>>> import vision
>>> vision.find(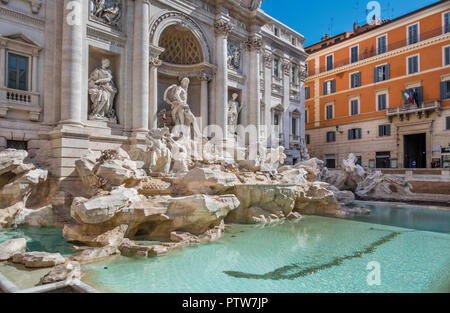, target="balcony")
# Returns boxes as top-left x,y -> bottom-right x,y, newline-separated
0,87 -> 41,121
316,27 -> 447,74
387,100 -> 440,122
